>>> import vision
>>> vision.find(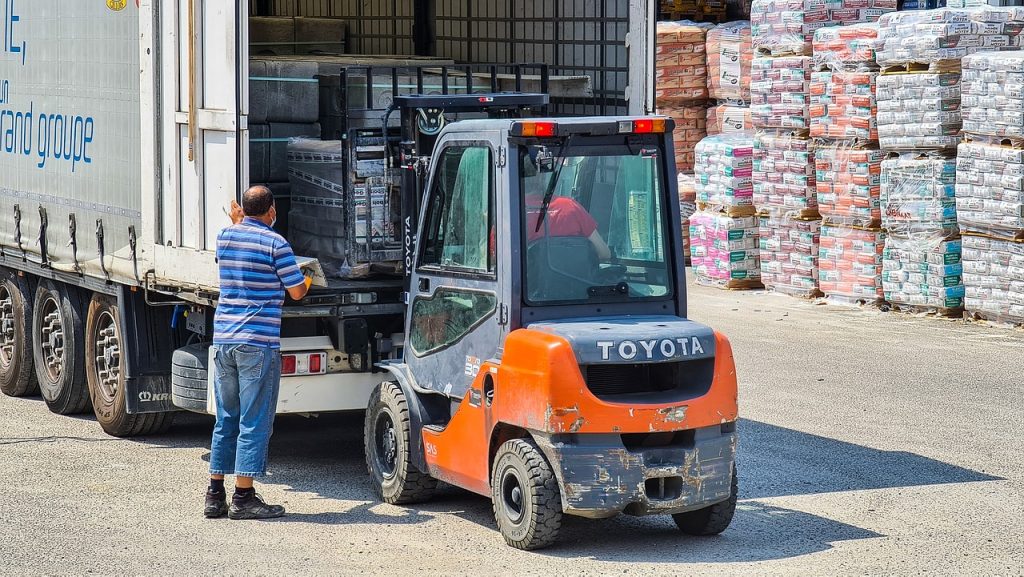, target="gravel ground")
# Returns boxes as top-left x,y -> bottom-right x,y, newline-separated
1,281 -> 1021,576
